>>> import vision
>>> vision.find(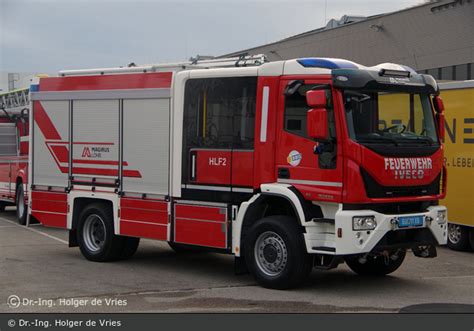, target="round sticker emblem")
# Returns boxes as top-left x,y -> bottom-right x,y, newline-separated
287,150 -> 302,167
